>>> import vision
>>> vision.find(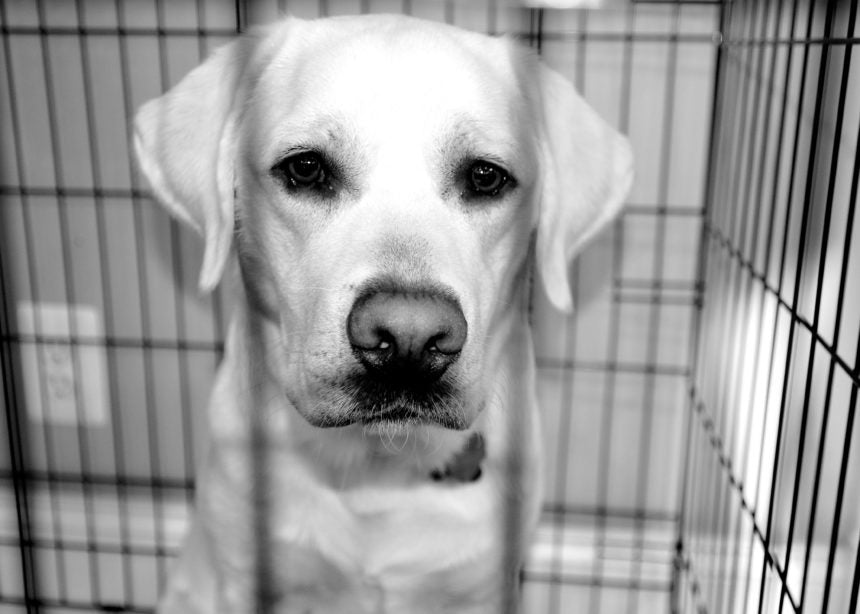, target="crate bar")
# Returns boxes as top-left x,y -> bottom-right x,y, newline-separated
714,0 -> 808,610
723,1 -> 789,611
626,3 -> 682,613
673,0 -> 729,603
756,1 -> 836,612
157,0 -> 201,562
0,193 -> 38,611
720,2 -> 771,610
1,0 -> 82,604
703,1 -> 756,609
737,0 -> 806,608
591,4 -> 637,602
114,0 -> 168,602
34,0 -> 112,601
711,1 -> 770,609
72,0 -> 138,607
546,7 -> 584,613
778,1 -> 855,612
